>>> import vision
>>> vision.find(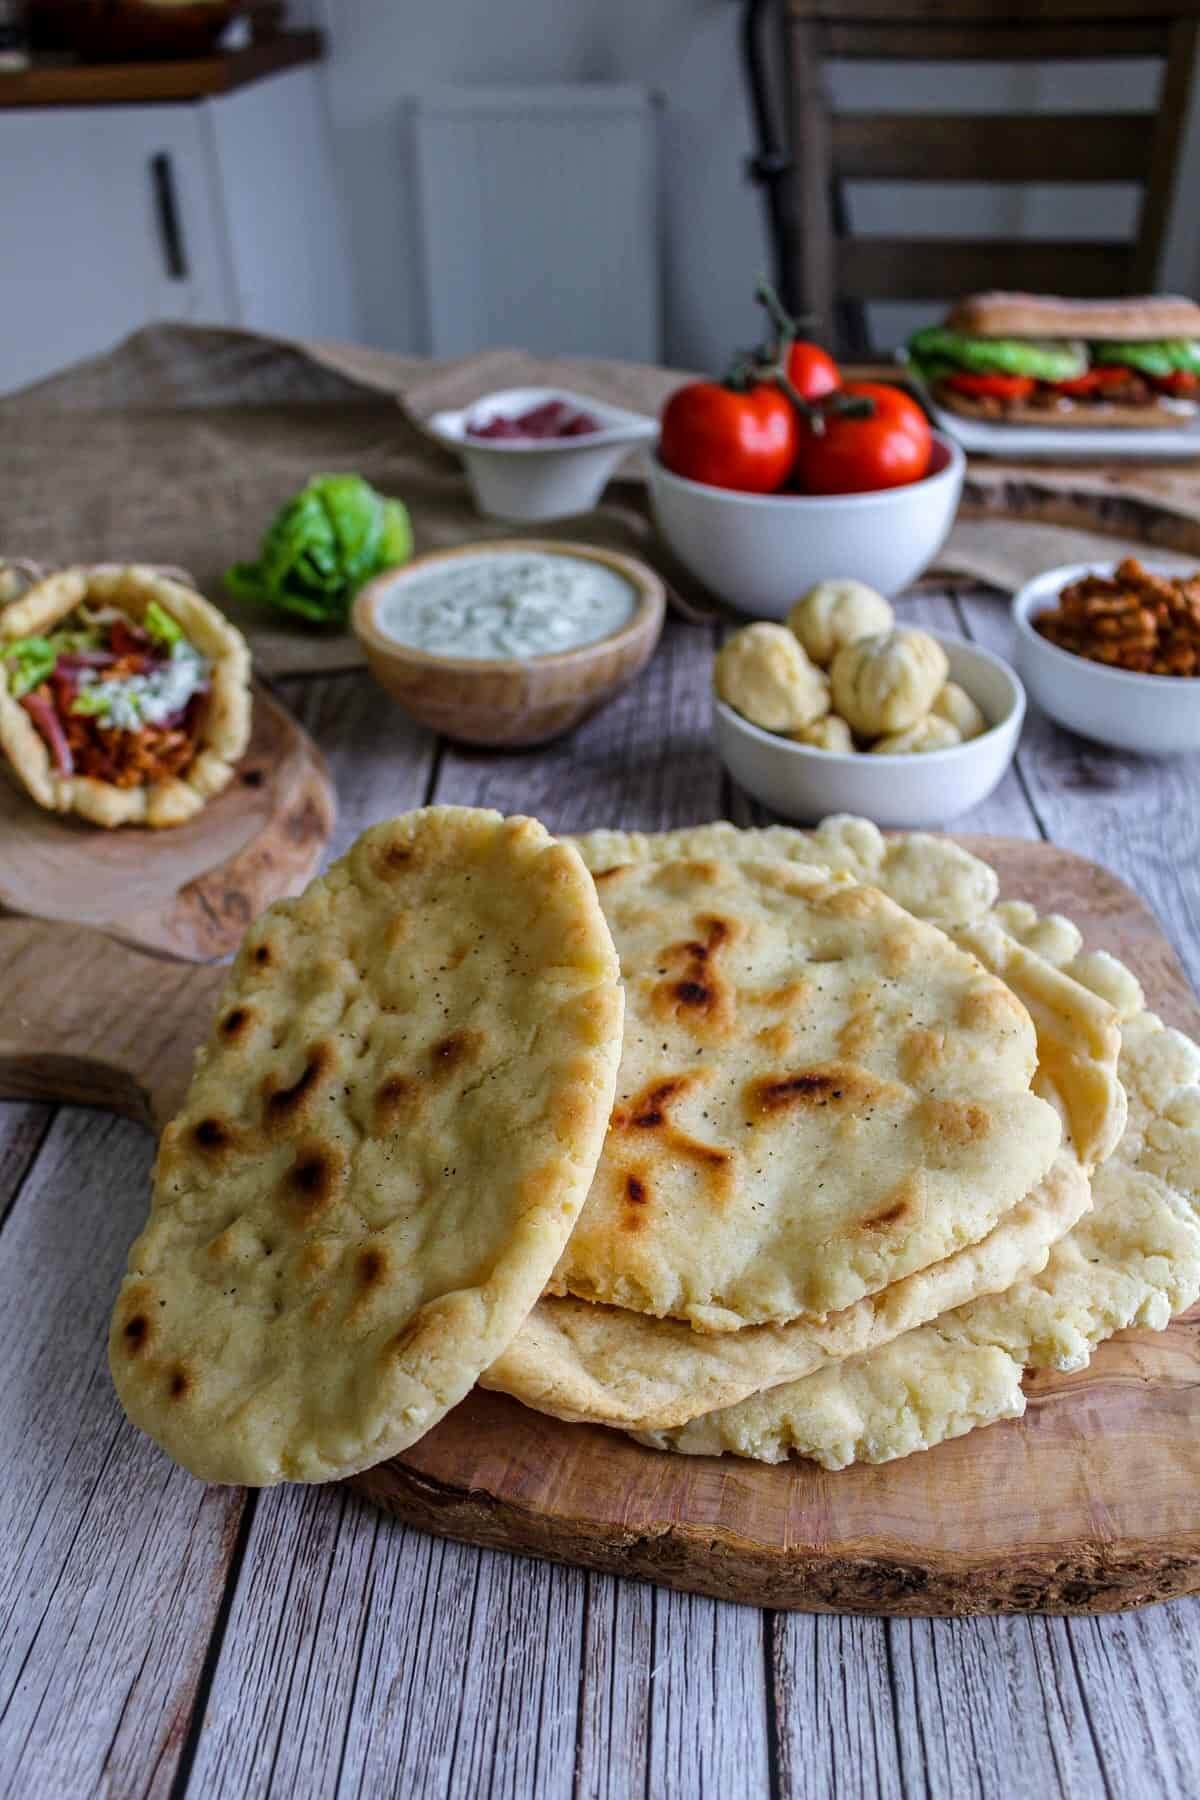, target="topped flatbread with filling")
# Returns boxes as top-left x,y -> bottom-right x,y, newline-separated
0,564 -> 251,828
